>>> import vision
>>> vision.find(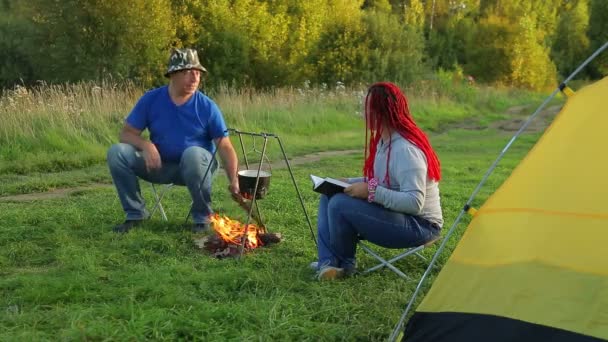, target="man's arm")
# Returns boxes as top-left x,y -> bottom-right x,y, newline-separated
119,123 -> 161,170
214,136 -> 240,197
